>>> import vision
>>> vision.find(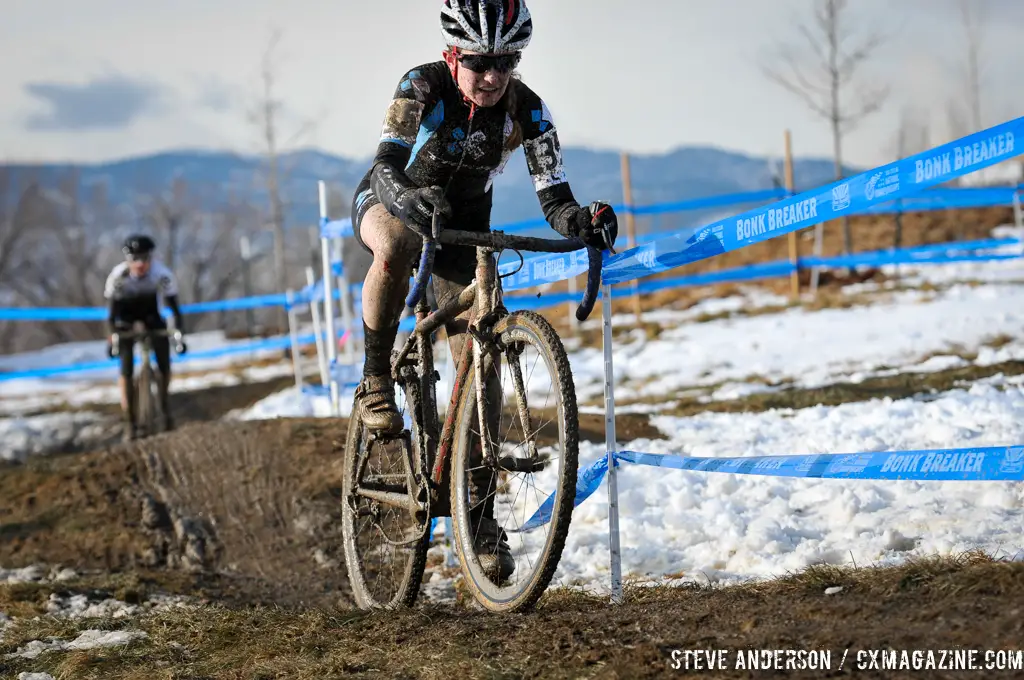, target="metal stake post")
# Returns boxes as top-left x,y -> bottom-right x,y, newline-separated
602,284 -> 623,604
286,290 -> 303,391
334,239 -> 356,366
318,181 -> 340,416
1014,189 -> 1023,230
306,266 -> 329,389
